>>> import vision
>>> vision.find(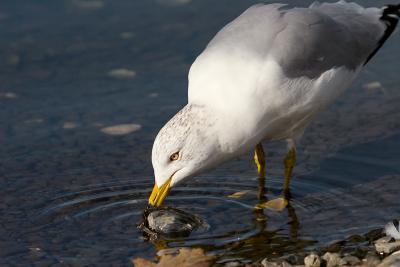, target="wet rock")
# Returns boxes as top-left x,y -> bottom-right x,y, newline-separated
133,248 -> 215,267
325,241 -> 344,253
352,246 -> 370,259
362,252 -> 381,267
341,255 -> 360,266
375,236 -> 400,254
224,261 -> 243,267
304,253 -> 320,267
281,254 -> 302,265
261,258 -> 281,267
138,206 -> 207,239
378,251 -> 400,267
147,209 -> 200,235
322,252 -> 344,267
281,261 -> 293,267
347,234 -> 366,243
365,229 -> 384,242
